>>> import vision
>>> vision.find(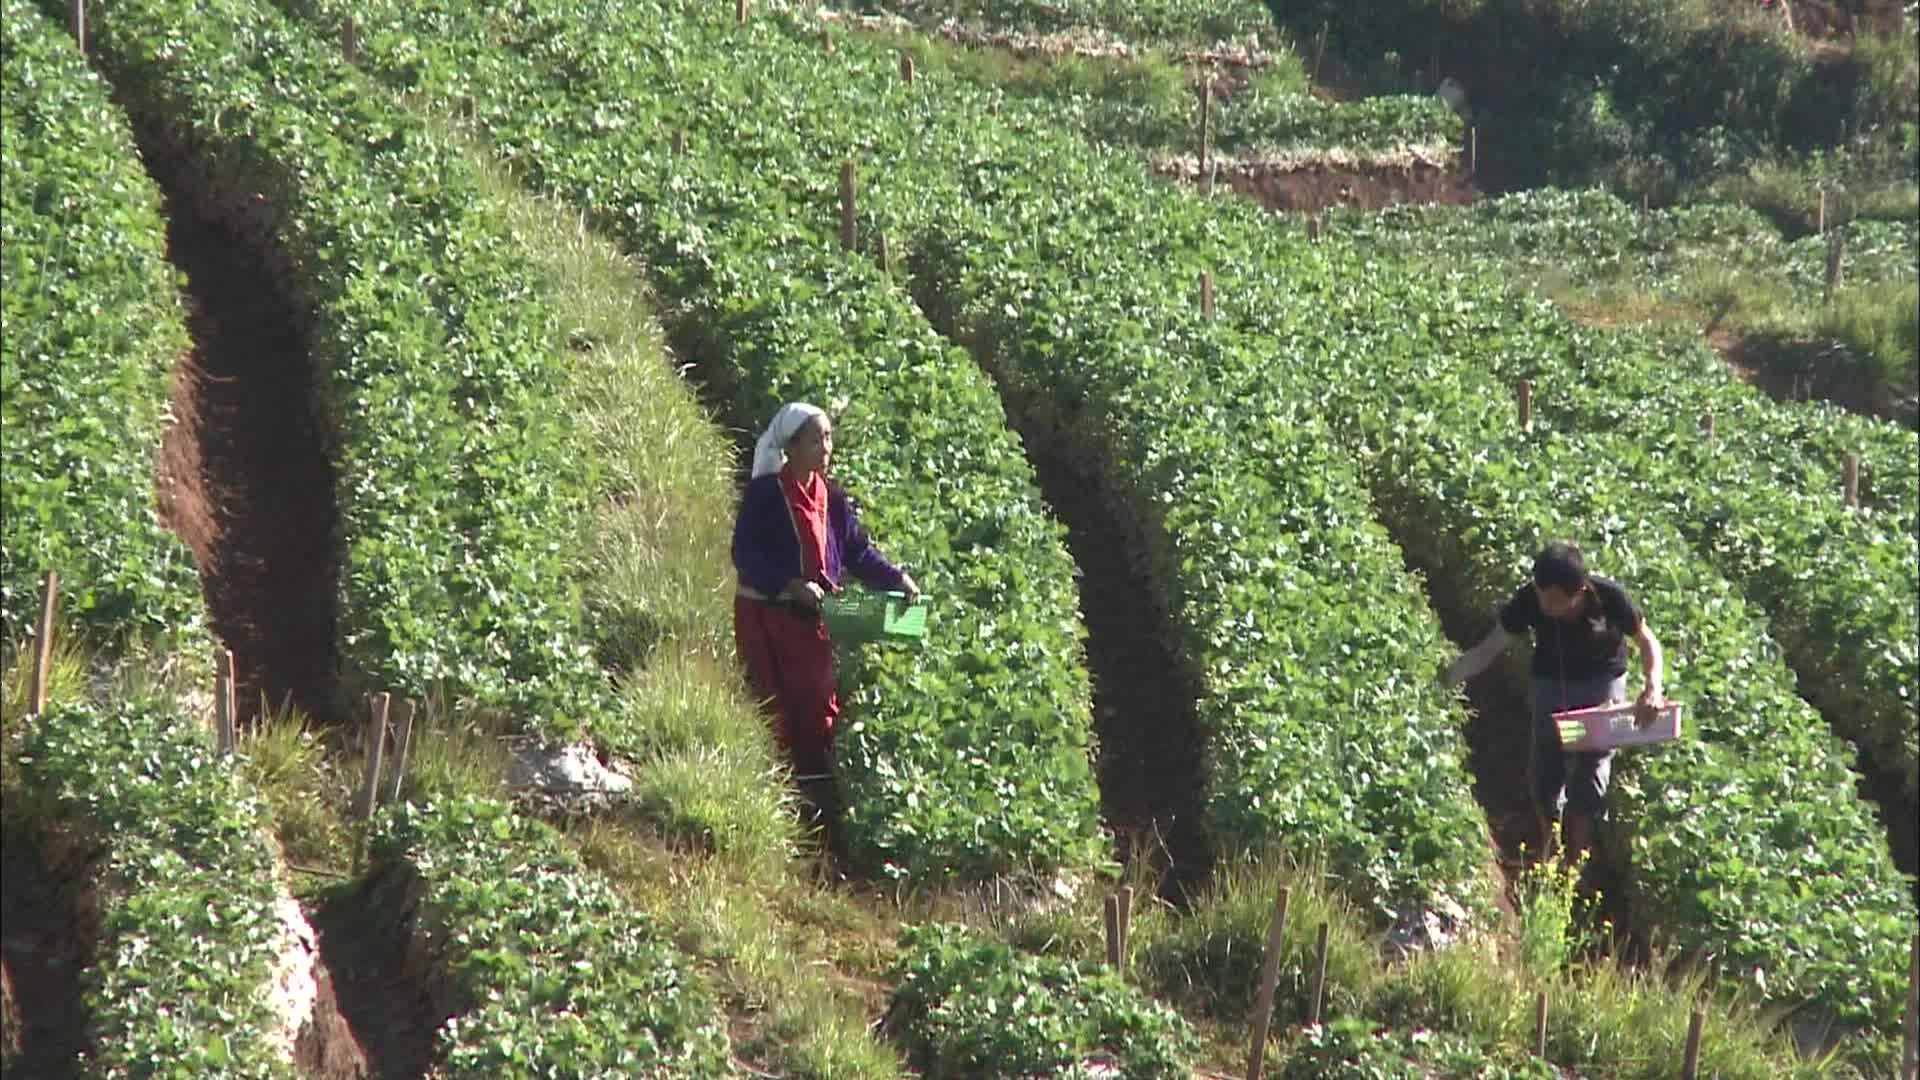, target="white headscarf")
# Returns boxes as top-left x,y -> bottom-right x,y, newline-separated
751,401 -> 828,479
